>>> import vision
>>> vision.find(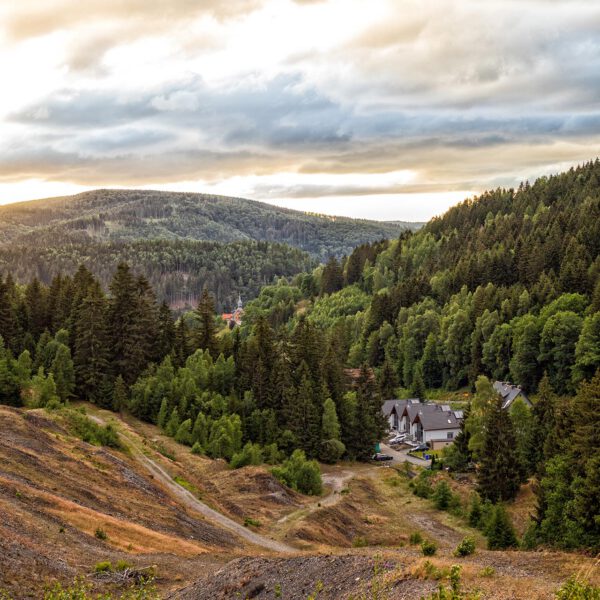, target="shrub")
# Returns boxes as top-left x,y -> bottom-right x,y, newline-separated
412,470 -> 434,499
230,442 -> 263,469
115,559 -> 131,571
94,561 -> 112,573
555,578 -> 600,599
486,504 -> 518,550
190,441 -> 203,455
244,517 -> 261,528
421,539 -> 437,556
94,527 -> 108,541
453,537 -> 476,557
479,566 -> 495,578
352,536 -> 368,548
409,532 -> 423,545
422,565 -> 481,599
272,449 -> 322,495
63,410 -> 122,449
